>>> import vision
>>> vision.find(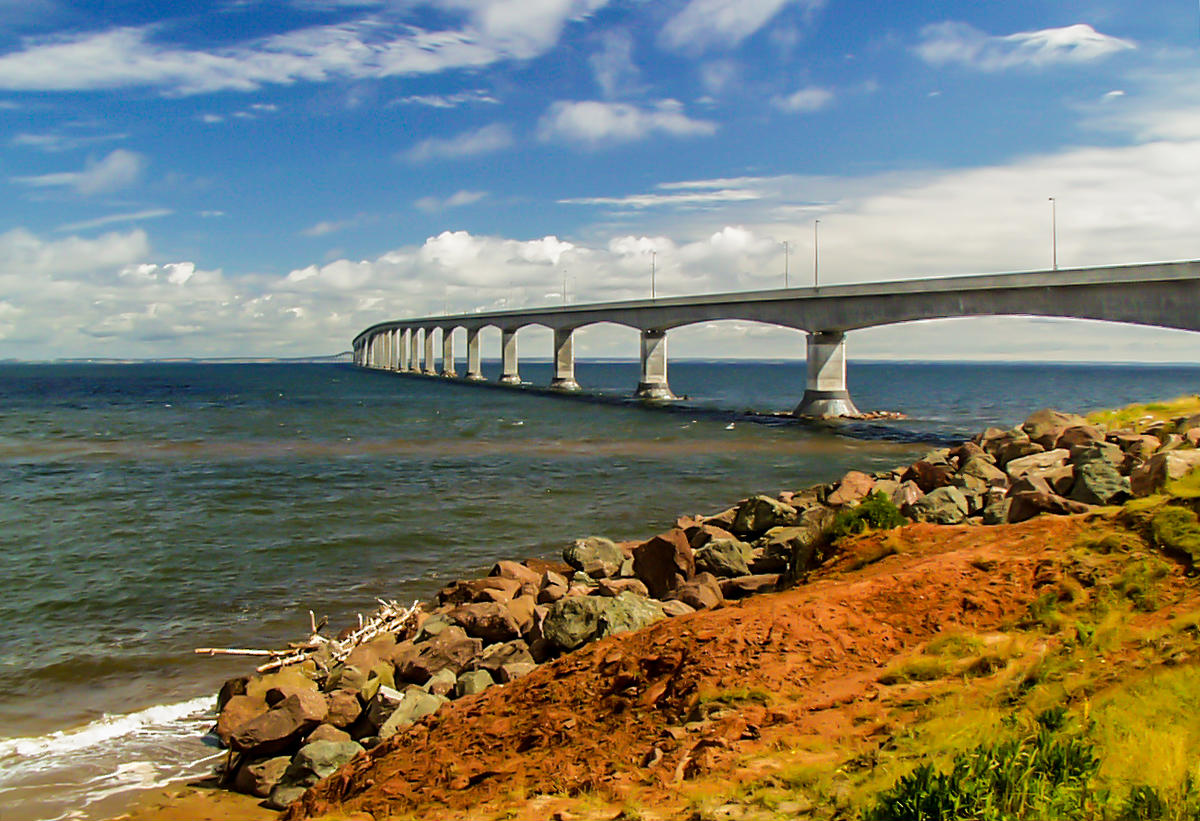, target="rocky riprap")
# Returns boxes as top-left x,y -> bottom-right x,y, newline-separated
206,405 -> 1200,810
